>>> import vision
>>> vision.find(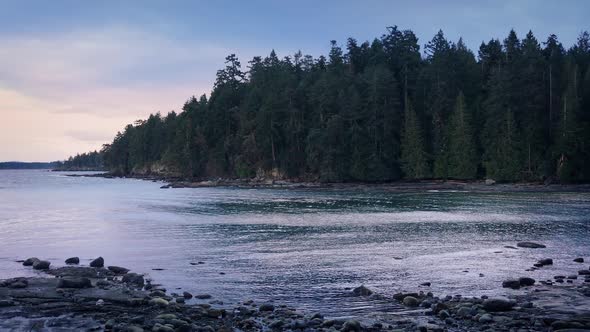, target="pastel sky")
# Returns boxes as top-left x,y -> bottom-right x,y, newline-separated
1,1 -> 588,161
